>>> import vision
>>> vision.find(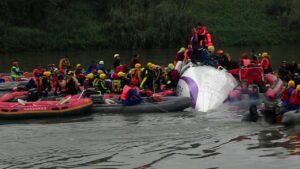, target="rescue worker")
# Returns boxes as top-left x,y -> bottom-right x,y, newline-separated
121,79 -> 142,106
130,63 -> 142,85
190,23 -> 214,65
75,64 -> 85,86
289,84 -> 300,110
26,69 -> 41,90
174,47 -> 185,66
278,61 -> 292,82
96,60 -> 106,74
118,71 -> 129,89
40,71 -> 52,96
261,52 -> 272,74
65,71 -> 80,94
113,53 -> 121,69
11,61 -> 23,81
86,61 -> 97,74
94,74 -> 110,94
140,63 -> 155,91
54,74 -> 66,95
83,73 -> 94,89
281,80 -> 296,110
167,63 -> 180,88
110,72 -> 126,94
